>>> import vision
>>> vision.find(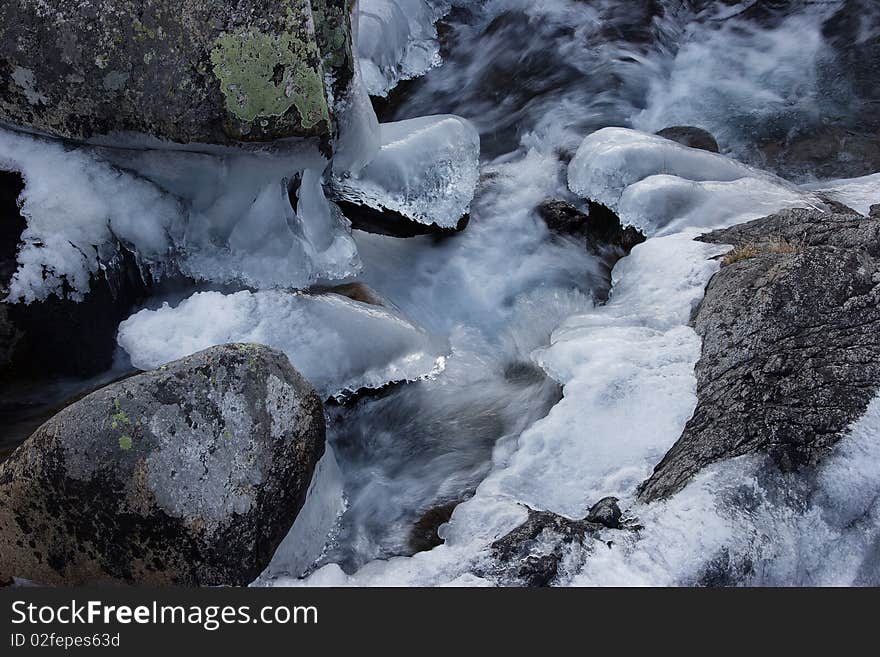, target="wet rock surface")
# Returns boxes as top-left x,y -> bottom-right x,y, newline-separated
640,207 -> 880,501
656,126 -> 720,152
485,499 -> 627,586
538,200 -> 646,255
538,199 -> 646,299
0,343 -> 325,585
0,0 -> 353,146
